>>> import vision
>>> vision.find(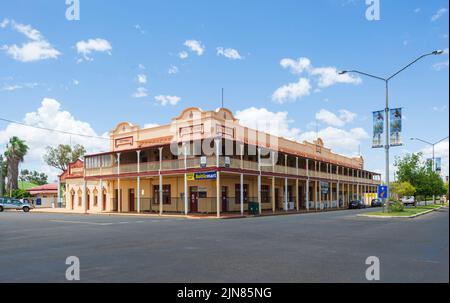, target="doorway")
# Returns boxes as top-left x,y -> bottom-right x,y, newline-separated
102,190 -> 107,211
189,186 -> 198,212
221,186 -> 228,212
128,189 -> 135,212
